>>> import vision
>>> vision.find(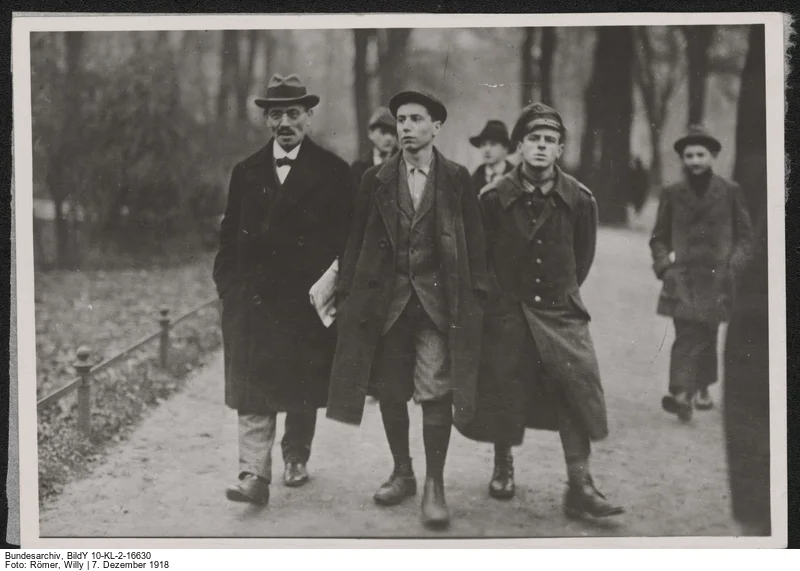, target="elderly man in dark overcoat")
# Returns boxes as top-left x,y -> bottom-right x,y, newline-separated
650,125 -> 753,421
351,107 -> 399,189
468,119 -> 515,195
457,103 -> 623,519
213,74 -> 353,506
326,90 -> 490,528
